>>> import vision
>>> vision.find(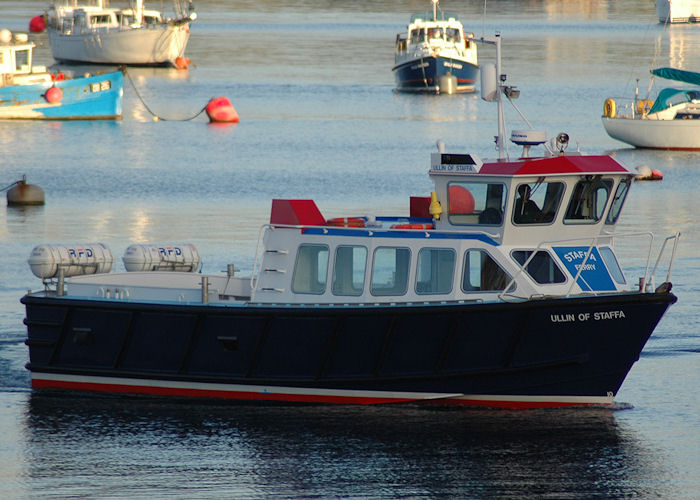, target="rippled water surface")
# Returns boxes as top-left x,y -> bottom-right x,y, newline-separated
1,1 -> 699,498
